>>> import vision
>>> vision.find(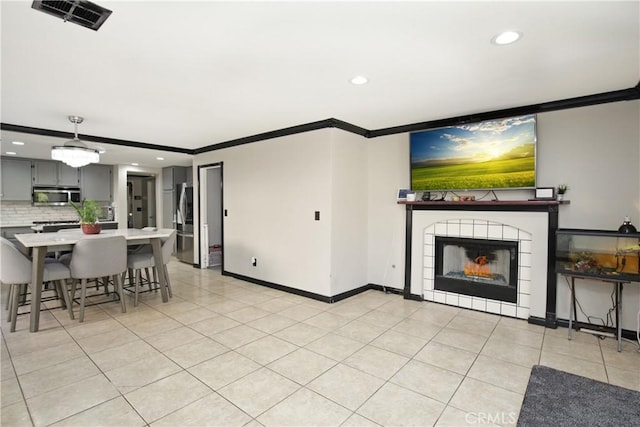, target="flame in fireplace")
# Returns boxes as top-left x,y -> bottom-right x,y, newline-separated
464,255 -> 494,278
